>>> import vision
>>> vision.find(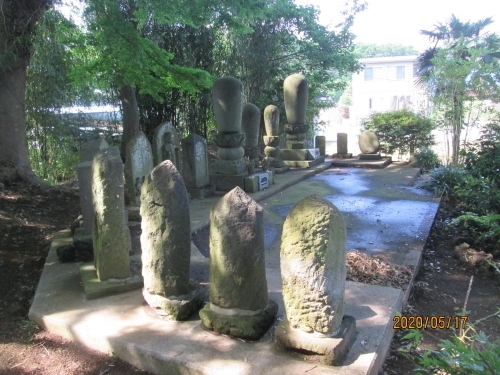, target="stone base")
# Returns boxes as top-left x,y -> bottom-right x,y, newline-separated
209,158 -> 247,175
359,153 -> 381,160
273,165 -> 291,174
275,315 -> 357,366
79,263 -> 143,300
332,153 -> 353,159
199,301 -> 278,341
187,184 -> 216,199
209,173 -> 248,192
280,148 -> 320,161
142,283 -> 205,321
282,156 -> 326,168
